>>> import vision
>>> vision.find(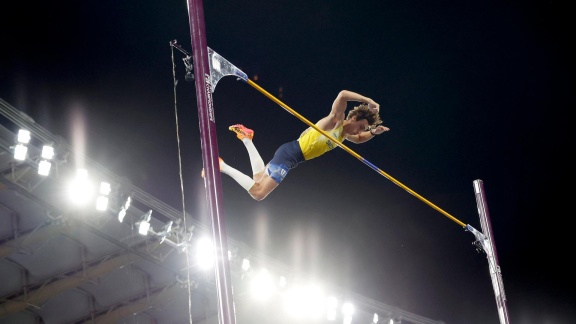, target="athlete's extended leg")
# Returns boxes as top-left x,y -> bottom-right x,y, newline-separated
201,157 -> 255,192
219,159 -> 276,201
229,124 -> 266,179
219,159 -> 256,191
220,125 -> 288,200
